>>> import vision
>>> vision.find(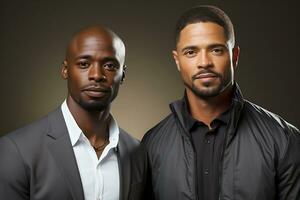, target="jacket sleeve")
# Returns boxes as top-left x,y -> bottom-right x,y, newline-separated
0,136 -> 30,200
277,125 -> 300,199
